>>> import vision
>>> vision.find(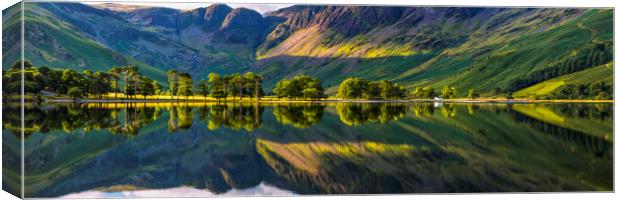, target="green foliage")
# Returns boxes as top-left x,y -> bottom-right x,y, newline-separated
196,80 -> 210,98
337,78 -> 407,100
2,61 -> 45,94
208,73 -> 227,100
206,72 -> 265,100
411,87 -> 436,99
336,103 -> 407,126
167,70 -> 178,99
441,86 -> 457,99
548,82 -> 612,100
507,41 -> 612,92
337,78 -> 368,99
176,72 -> 194,98
273,104 -> 325,128
467,89 -> 479,99
514,64 -> 613,98
273,75 -> 325,100
89,72 -> 113,98
153,80 -> 163,95
66,86 -> 83,99
138,76 -> 155,98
